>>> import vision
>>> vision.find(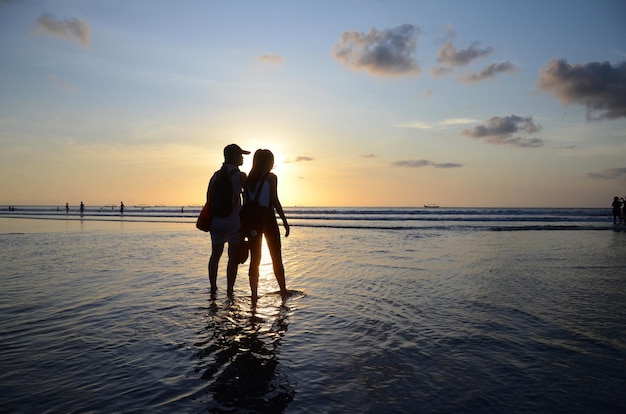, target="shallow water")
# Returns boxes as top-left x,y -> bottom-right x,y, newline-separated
1,216 -> 625,413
